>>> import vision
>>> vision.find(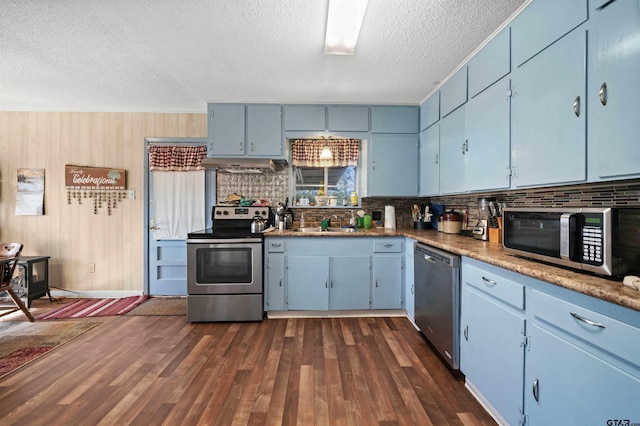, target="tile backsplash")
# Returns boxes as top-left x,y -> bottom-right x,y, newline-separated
218,171 -> 640,229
